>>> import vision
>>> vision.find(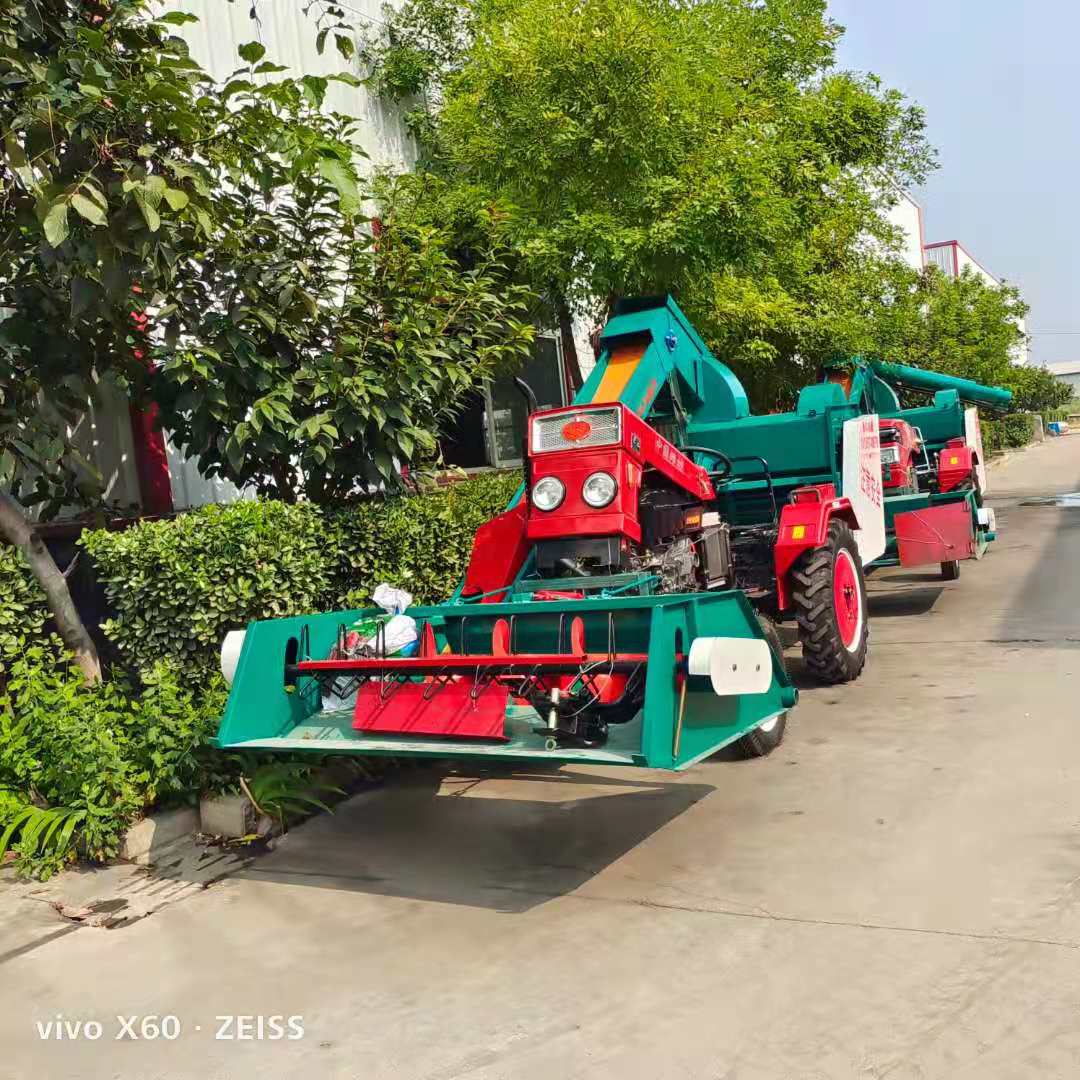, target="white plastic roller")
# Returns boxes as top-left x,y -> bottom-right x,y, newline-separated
220,629 -> 247,687
687,636 -> 773,696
